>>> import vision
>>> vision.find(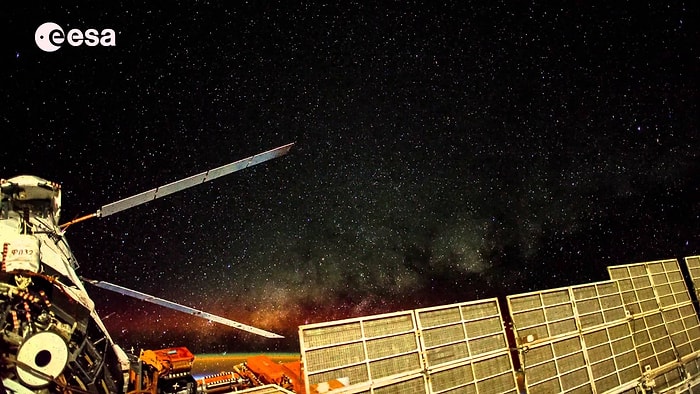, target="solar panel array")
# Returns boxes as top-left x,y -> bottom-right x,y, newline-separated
297,256 -> 700,393
298,310 -> 426,393
416,299 -> 517,393
609,259 -> 700,392
684,256 -> 700,305
298,298 -> 518,393
681,256 -> 700,388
